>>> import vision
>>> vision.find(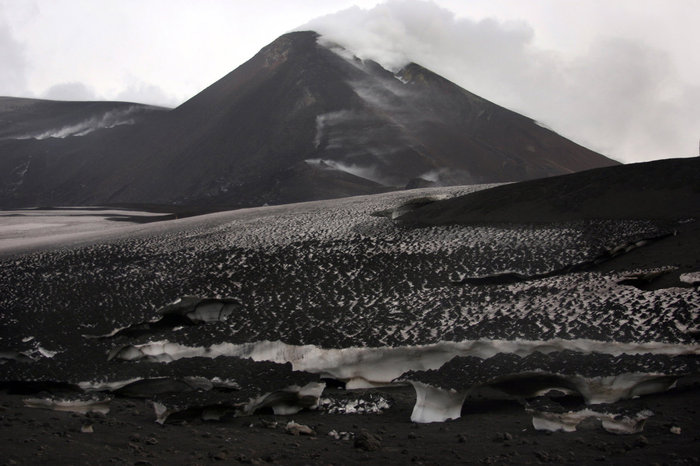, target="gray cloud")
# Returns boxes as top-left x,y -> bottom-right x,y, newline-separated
39,80 -> 176,108
302,0 -> 700,162
42,82 -> 97,101
115,81 -> 178,108
0,17 -> 27,96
